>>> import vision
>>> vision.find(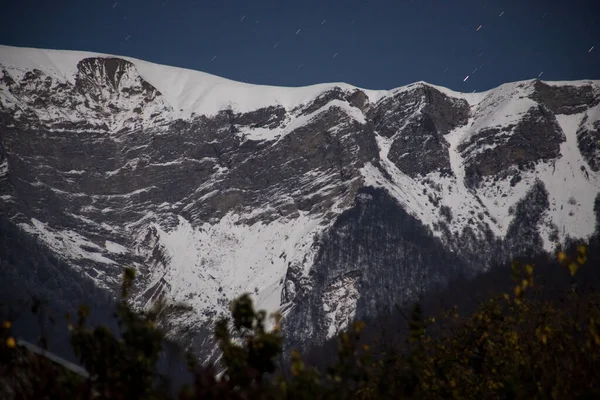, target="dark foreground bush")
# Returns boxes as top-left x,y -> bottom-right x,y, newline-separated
1,245 -> 599,399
